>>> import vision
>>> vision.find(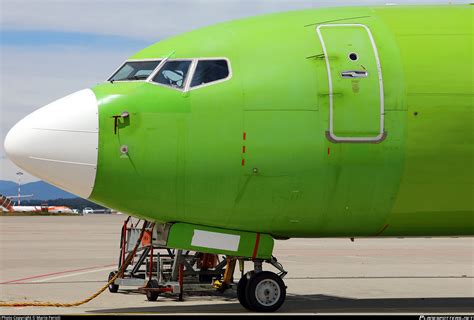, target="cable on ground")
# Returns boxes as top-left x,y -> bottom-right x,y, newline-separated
0,221 -> 149,307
